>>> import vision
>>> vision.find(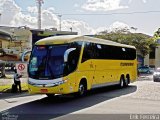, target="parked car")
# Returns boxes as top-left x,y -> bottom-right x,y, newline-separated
138,66 -> 154,74
153,68 -> 160,82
